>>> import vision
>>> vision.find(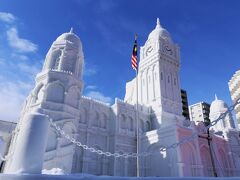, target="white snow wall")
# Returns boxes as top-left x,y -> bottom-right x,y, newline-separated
4,112 -> 49,174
